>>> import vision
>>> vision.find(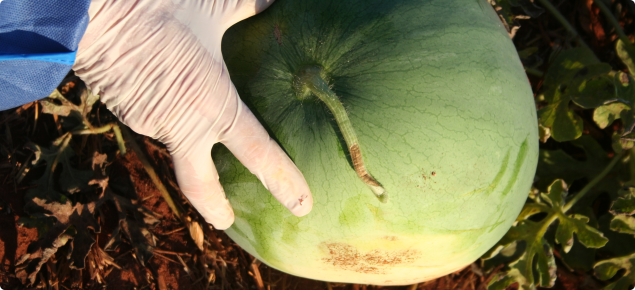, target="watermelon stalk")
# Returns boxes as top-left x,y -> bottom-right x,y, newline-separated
296,65 -> 386,201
